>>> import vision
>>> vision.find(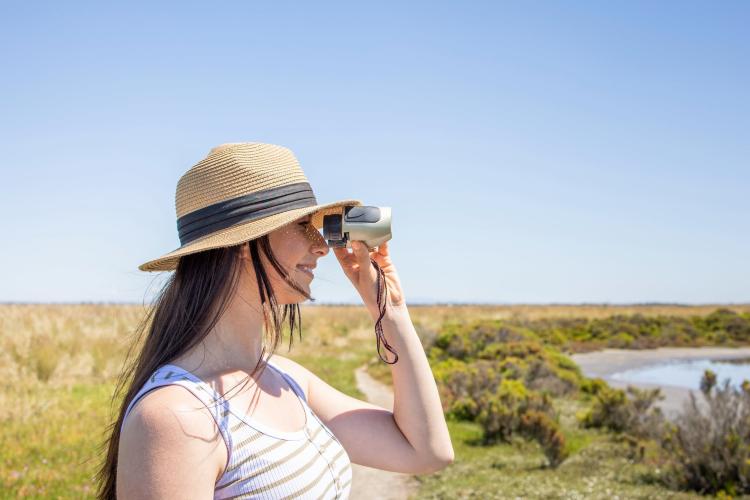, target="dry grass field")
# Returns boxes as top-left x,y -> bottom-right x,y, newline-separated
1,303 -> 748,498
